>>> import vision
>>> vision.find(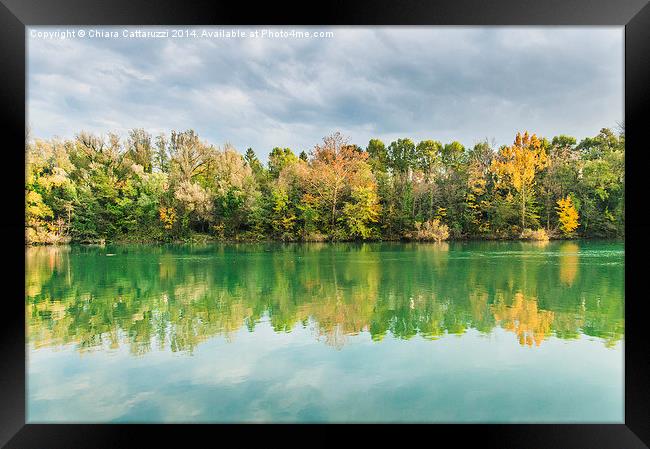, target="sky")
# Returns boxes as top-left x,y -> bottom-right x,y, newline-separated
27,26 -> 624,161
